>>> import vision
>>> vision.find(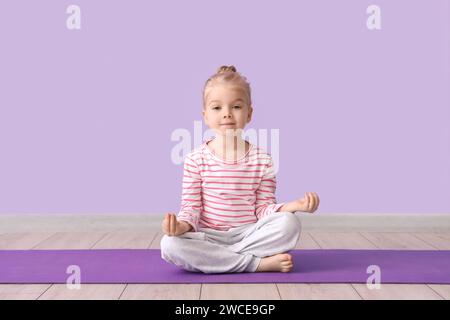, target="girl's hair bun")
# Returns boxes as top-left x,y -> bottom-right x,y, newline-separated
203,64 -> 251,108
217,65 -> 237,74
